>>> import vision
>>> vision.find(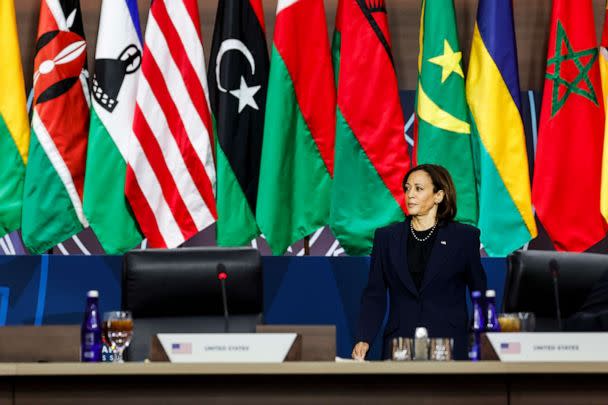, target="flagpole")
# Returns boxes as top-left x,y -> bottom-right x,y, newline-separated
304,235 -> 310,256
